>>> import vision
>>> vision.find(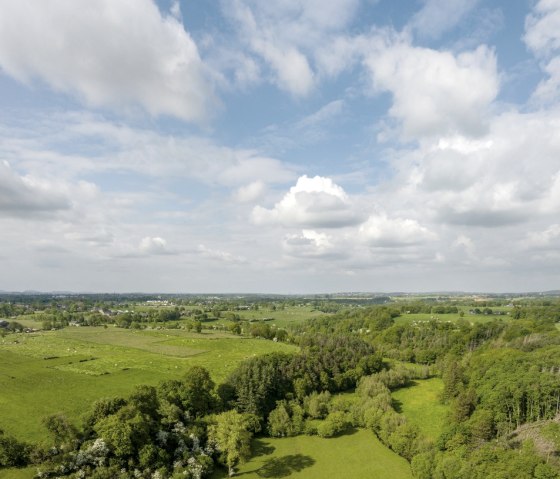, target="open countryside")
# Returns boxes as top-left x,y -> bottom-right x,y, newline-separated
2,1 -> 560,477
1,293 -> 560,478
